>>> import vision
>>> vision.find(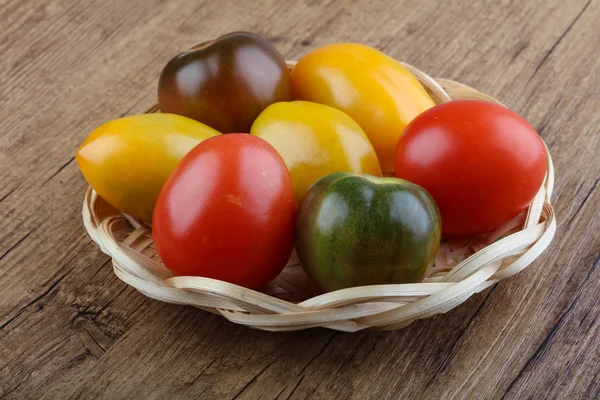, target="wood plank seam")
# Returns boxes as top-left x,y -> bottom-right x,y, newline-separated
501,253 -> 600,398
424,285 -> 499,390
526,0 -> 593,83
